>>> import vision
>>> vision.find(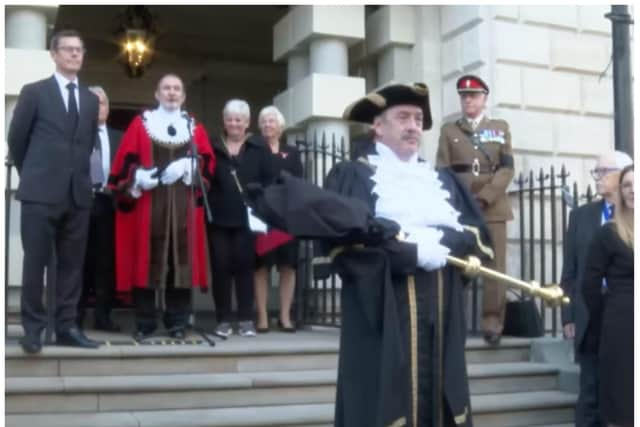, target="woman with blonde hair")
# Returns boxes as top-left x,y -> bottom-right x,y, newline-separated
583,164 -> 634,427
